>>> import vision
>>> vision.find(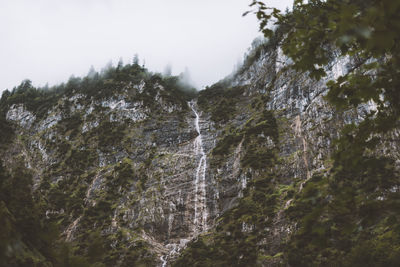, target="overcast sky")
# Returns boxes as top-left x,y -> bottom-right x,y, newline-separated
0,0 -> 293,92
